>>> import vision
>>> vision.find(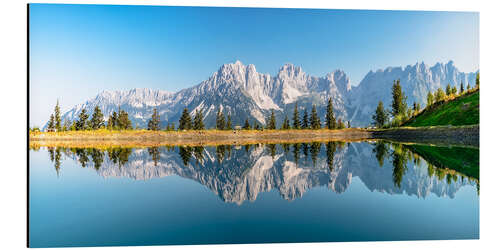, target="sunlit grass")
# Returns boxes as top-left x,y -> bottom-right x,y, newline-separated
404,89 -> 479,127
